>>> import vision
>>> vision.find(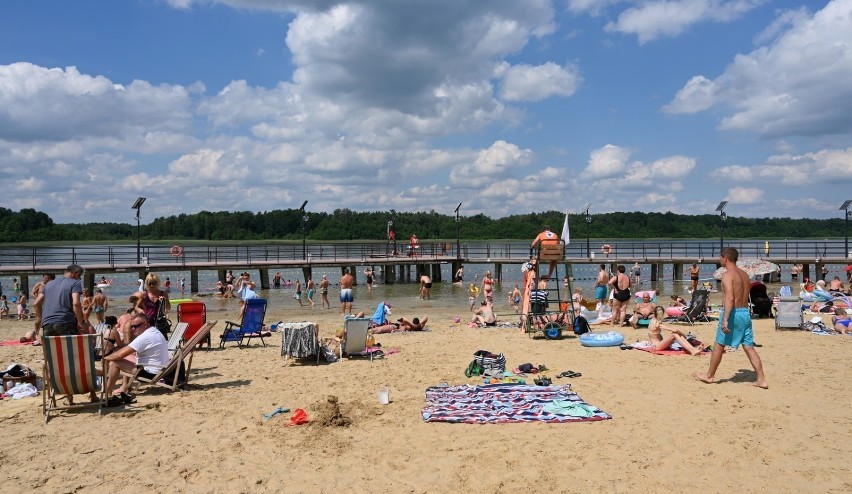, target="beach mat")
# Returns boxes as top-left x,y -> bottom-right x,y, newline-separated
421,383 -> 611,424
